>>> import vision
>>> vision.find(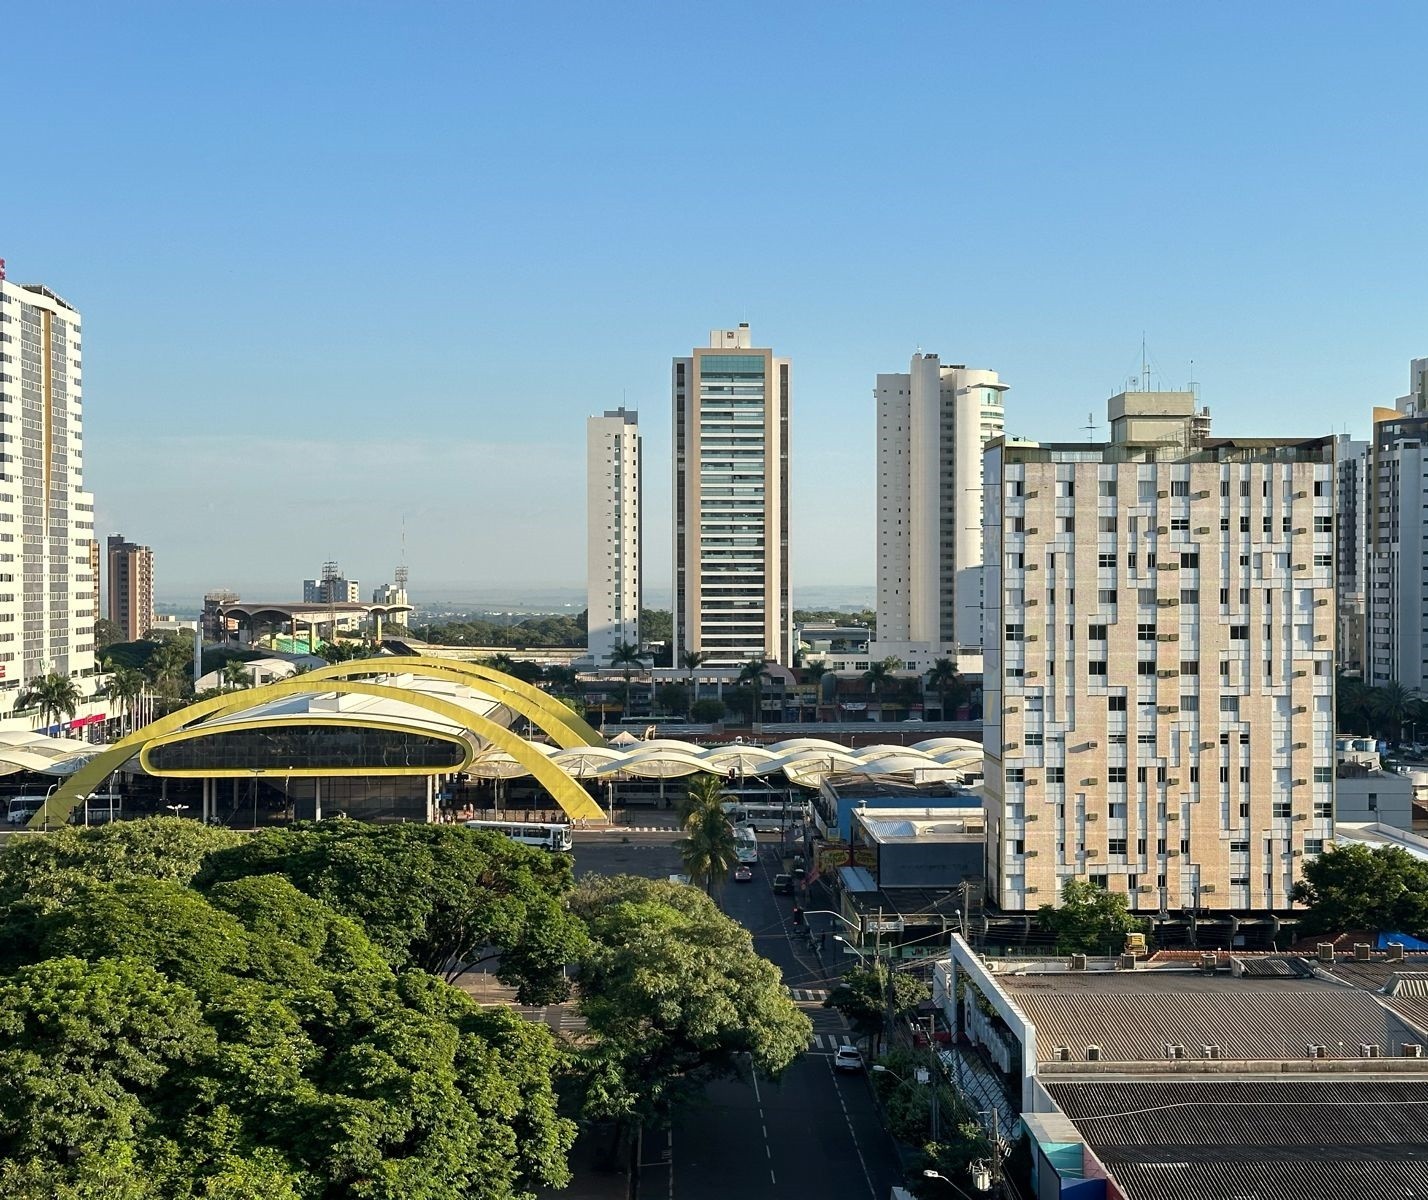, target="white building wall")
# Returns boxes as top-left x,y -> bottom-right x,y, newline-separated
586,408 -> 641,666
0,277 -> 97,716
875,353 -> 1006,654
